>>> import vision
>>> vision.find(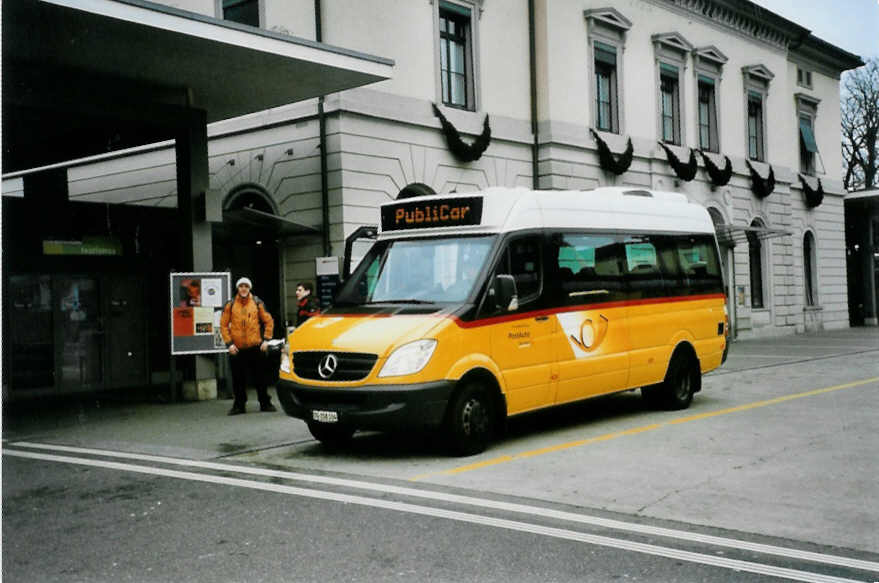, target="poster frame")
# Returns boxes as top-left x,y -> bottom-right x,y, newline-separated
169,271 -> 232,355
